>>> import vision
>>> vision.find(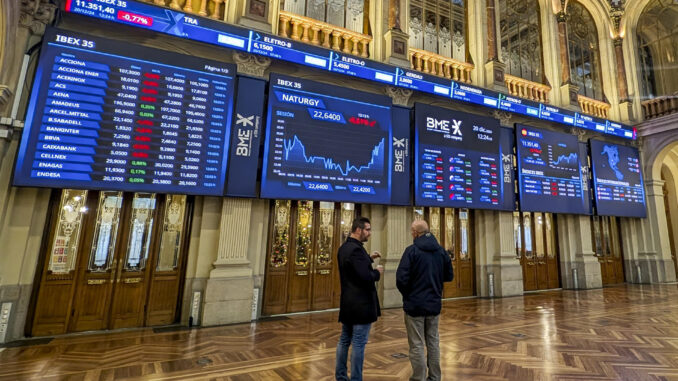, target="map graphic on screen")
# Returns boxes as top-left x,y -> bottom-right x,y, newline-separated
516,125 -> 589,214
13,28 -> 236,196
260,74 -> 396,203
590,139 -> 646,217
414,103 -> 511,210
